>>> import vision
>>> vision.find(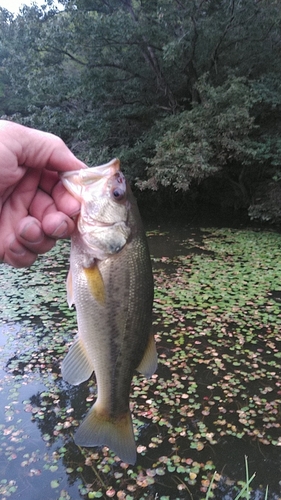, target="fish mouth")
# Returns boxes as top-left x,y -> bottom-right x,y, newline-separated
61,158 -> 123,205
62,158 -> 120,185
